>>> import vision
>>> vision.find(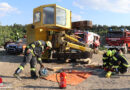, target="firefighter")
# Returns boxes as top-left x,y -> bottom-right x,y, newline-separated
13,40 -> 52,79
102,50 -> 113,71
102,50 -> 116,78
105,49 -> 129,78
111,49 -> 129,74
